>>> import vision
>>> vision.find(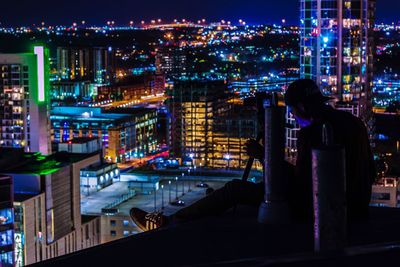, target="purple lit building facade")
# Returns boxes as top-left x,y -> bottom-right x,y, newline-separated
287,0 -> 376,154
300,0 -> 376,117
